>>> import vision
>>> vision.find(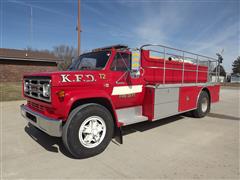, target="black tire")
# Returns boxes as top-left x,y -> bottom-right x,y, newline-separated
62,103 -> 114,159
192,91 -> 210,118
